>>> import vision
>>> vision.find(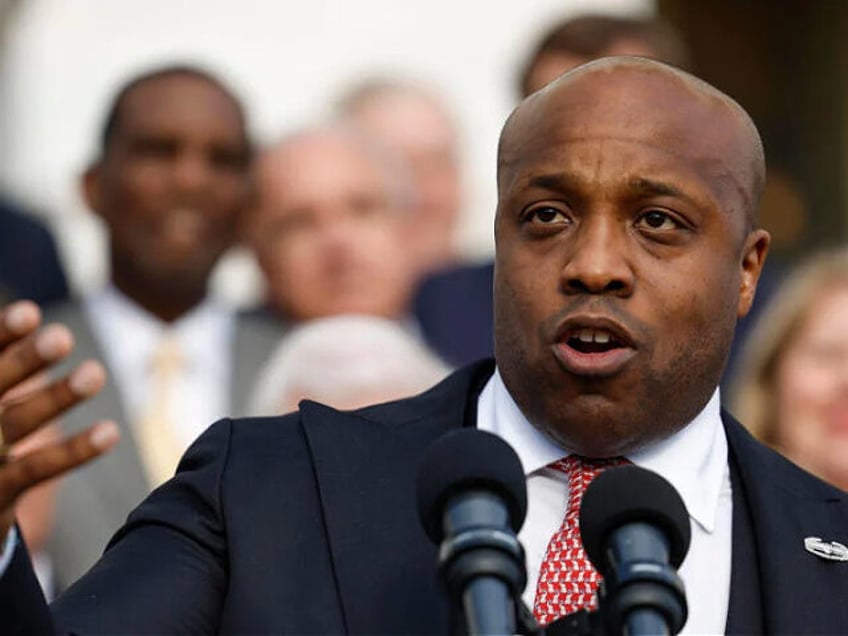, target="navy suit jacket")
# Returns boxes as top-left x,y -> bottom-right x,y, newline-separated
414,261 -> 494,367
6,360 -> 848,633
